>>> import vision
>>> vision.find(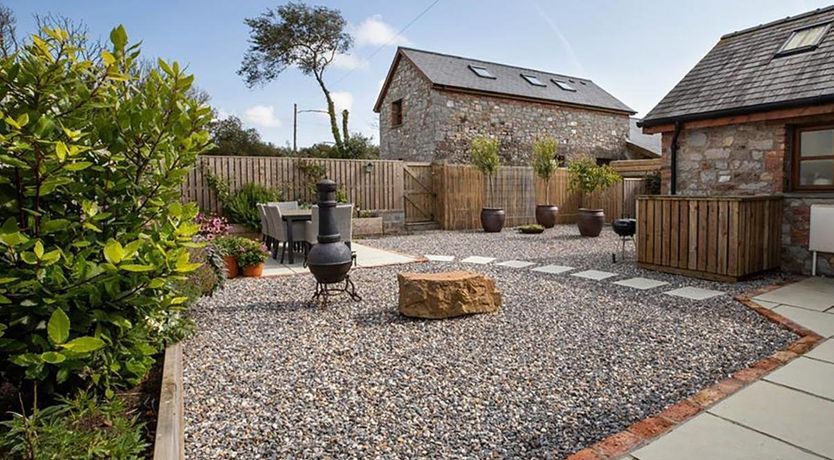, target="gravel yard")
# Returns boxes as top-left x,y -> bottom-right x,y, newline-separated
184,225 -> 796,459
